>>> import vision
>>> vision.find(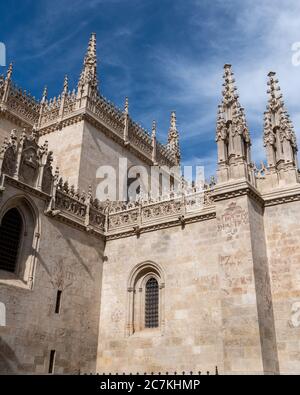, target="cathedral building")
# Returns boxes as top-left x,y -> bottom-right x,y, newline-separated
0,33 -> 300,375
